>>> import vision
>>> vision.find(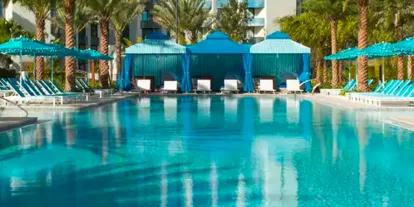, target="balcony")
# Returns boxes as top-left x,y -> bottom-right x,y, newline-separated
216,0 -> 229,8
204,0 -> 212,9
217,0 -> 264,9
247,0 -> 264,8
141,20 -> 160,29
247,18 -> 265,27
